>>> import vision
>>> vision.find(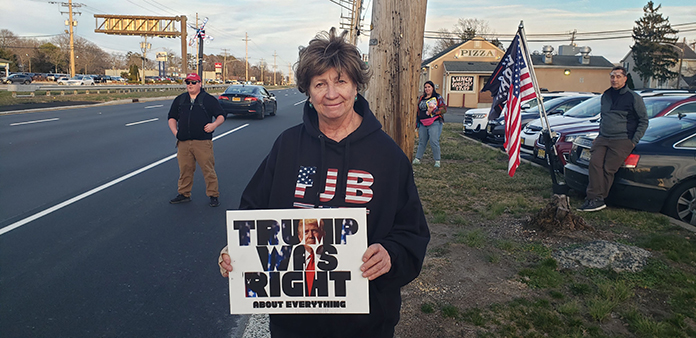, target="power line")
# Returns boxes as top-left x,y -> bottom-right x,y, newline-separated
424,22 -> 696,42
141,0 -> 180,16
